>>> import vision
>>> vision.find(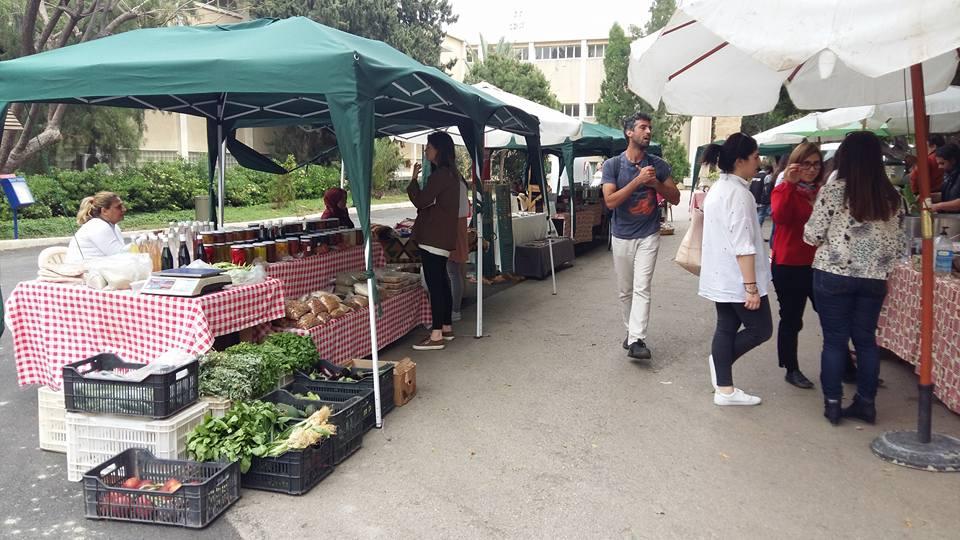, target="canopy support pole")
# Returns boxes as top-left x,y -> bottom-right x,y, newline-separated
475,150 -> 485,339
218,129 -> 226,226
365,233 -> 384,428
871,63 -> 960,471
